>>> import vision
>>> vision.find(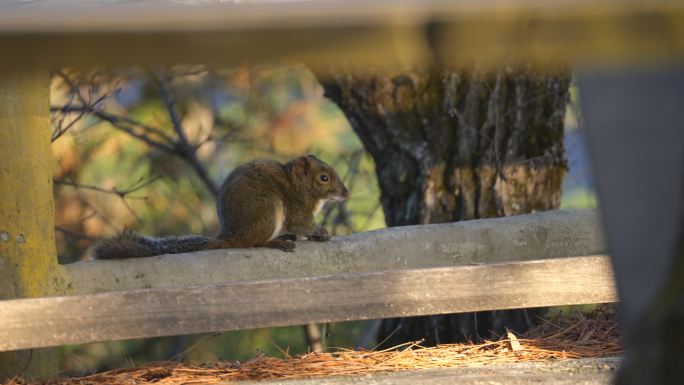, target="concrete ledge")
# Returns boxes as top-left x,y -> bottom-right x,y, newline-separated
60,208 -> 605,295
